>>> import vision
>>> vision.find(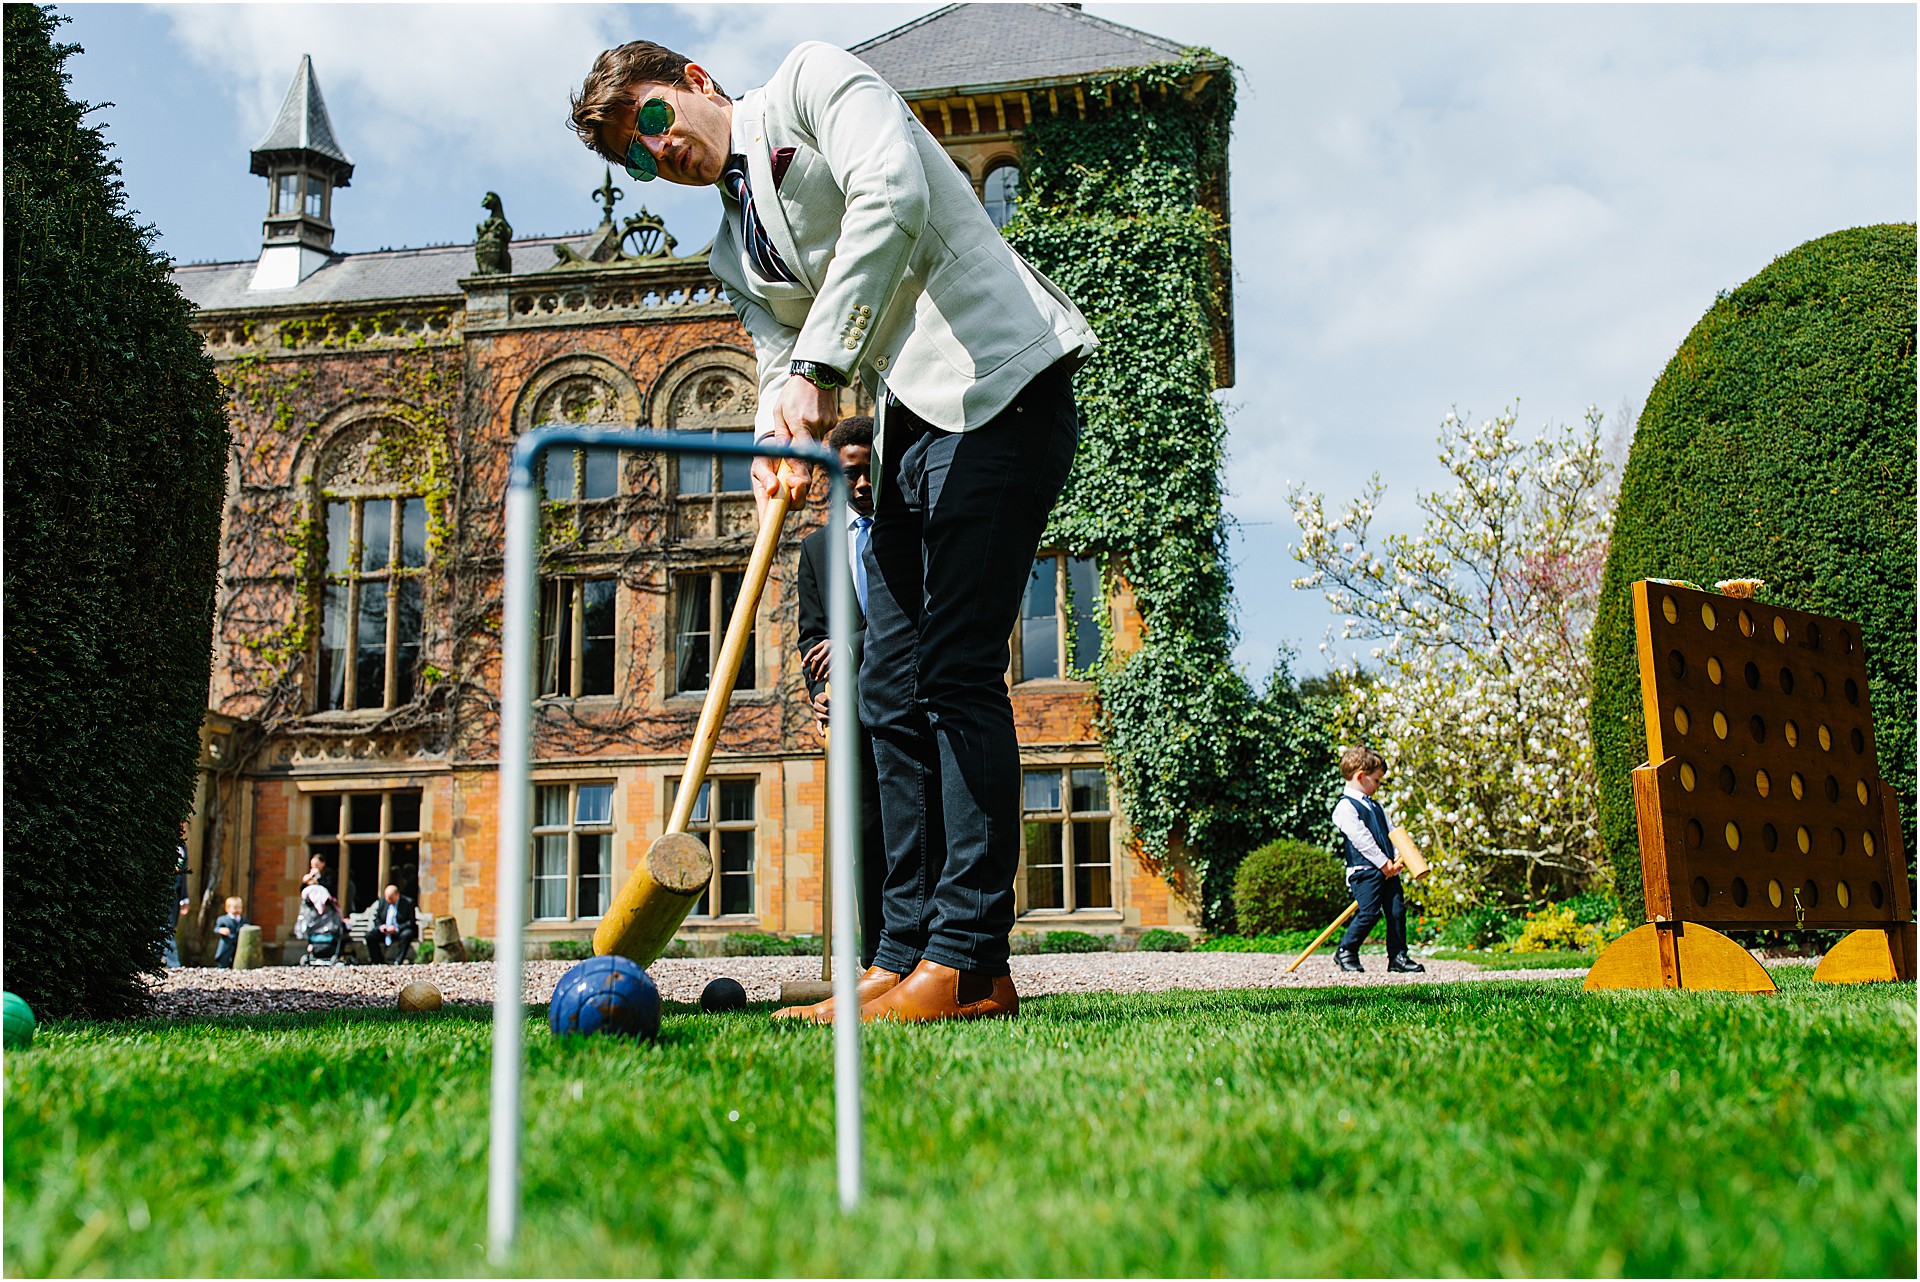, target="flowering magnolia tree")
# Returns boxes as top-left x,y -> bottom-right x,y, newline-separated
1290,406 -> 1615,912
